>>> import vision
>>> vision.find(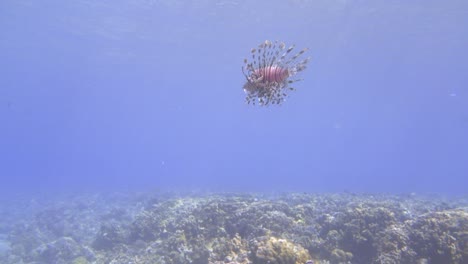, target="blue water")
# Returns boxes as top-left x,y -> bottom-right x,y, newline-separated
1,0 -> 467,195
